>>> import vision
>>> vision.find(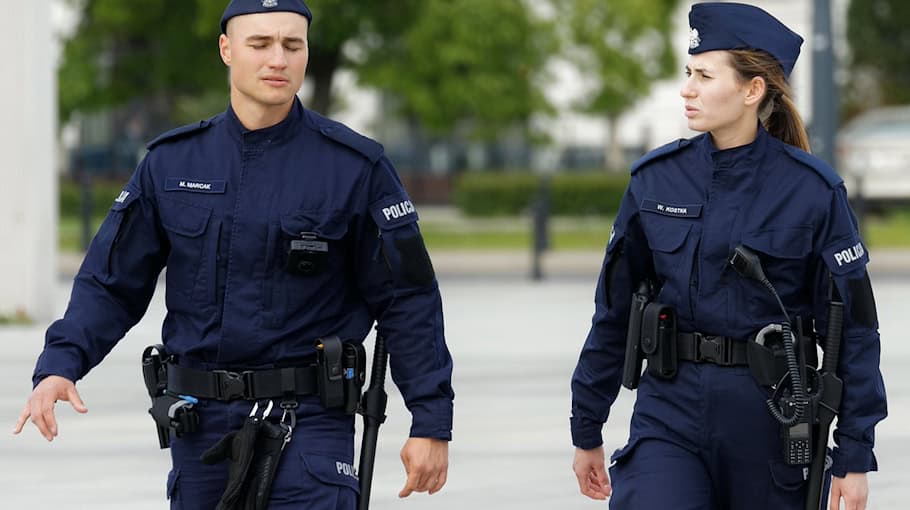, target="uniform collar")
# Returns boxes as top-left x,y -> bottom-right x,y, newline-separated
701,122 -> 769,169
225,97 -> 304,145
